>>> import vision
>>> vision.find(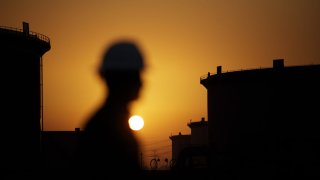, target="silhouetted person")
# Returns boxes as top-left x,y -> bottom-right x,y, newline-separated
74,41 -> 145,179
